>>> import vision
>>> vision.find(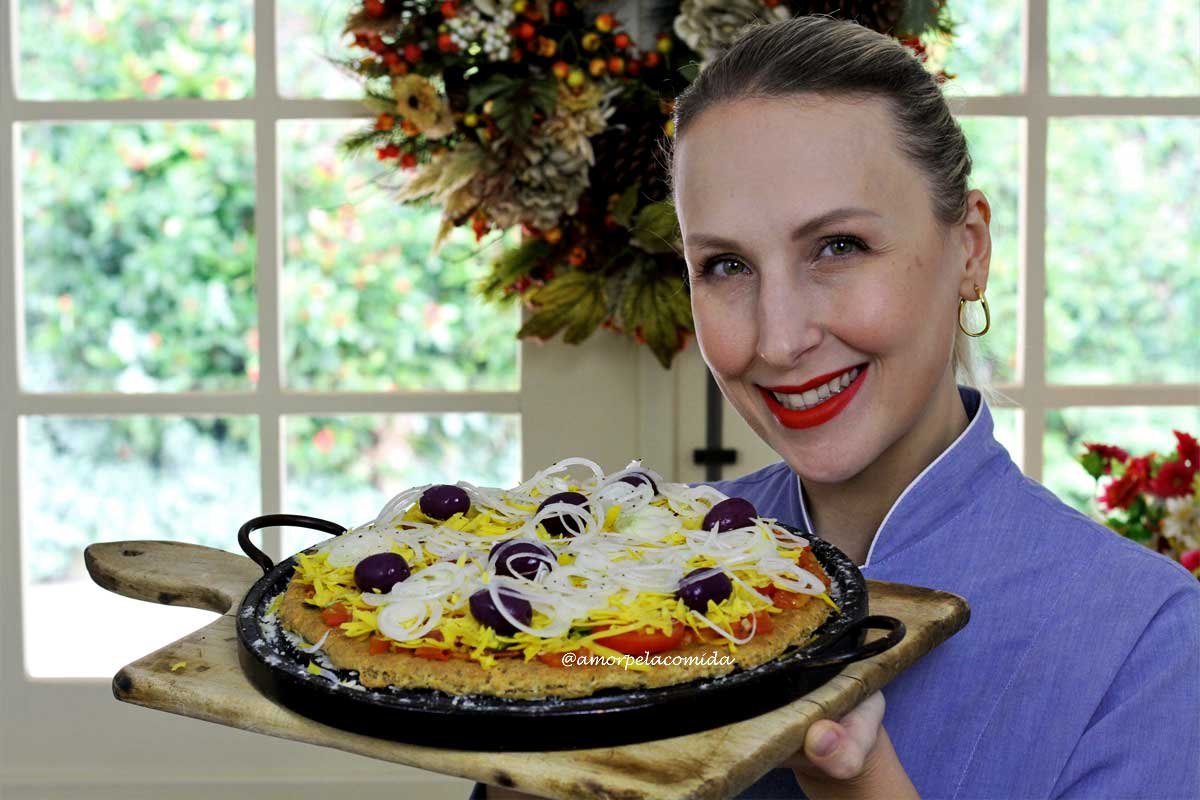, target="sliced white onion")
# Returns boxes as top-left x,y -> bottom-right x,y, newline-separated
296,630 -> 330,653
378,598 -> 442,641
690,607 -> 757,645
